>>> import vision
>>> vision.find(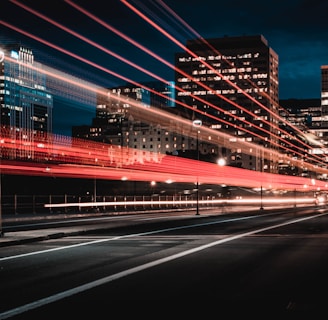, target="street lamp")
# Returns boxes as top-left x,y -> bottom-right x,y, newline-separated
217,157 -> 226,208
217,158 -> 226,167
193,119 -> 202,215
260,149 -> 264,211
0,169 -> 2,237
